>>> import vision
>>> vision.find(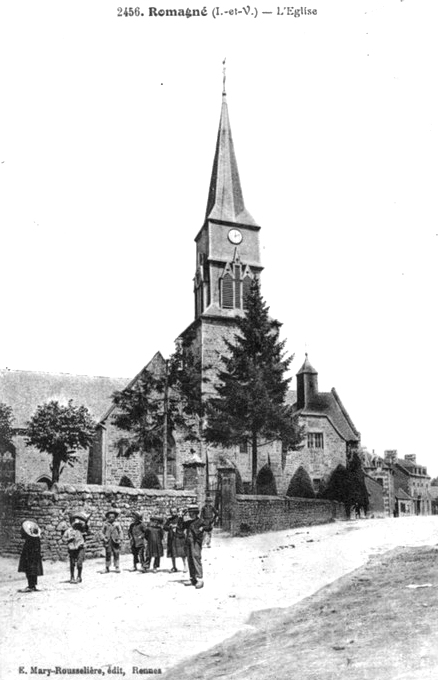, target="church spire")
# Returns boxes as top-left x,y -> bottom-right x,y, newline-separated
205,74 -> 258,227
